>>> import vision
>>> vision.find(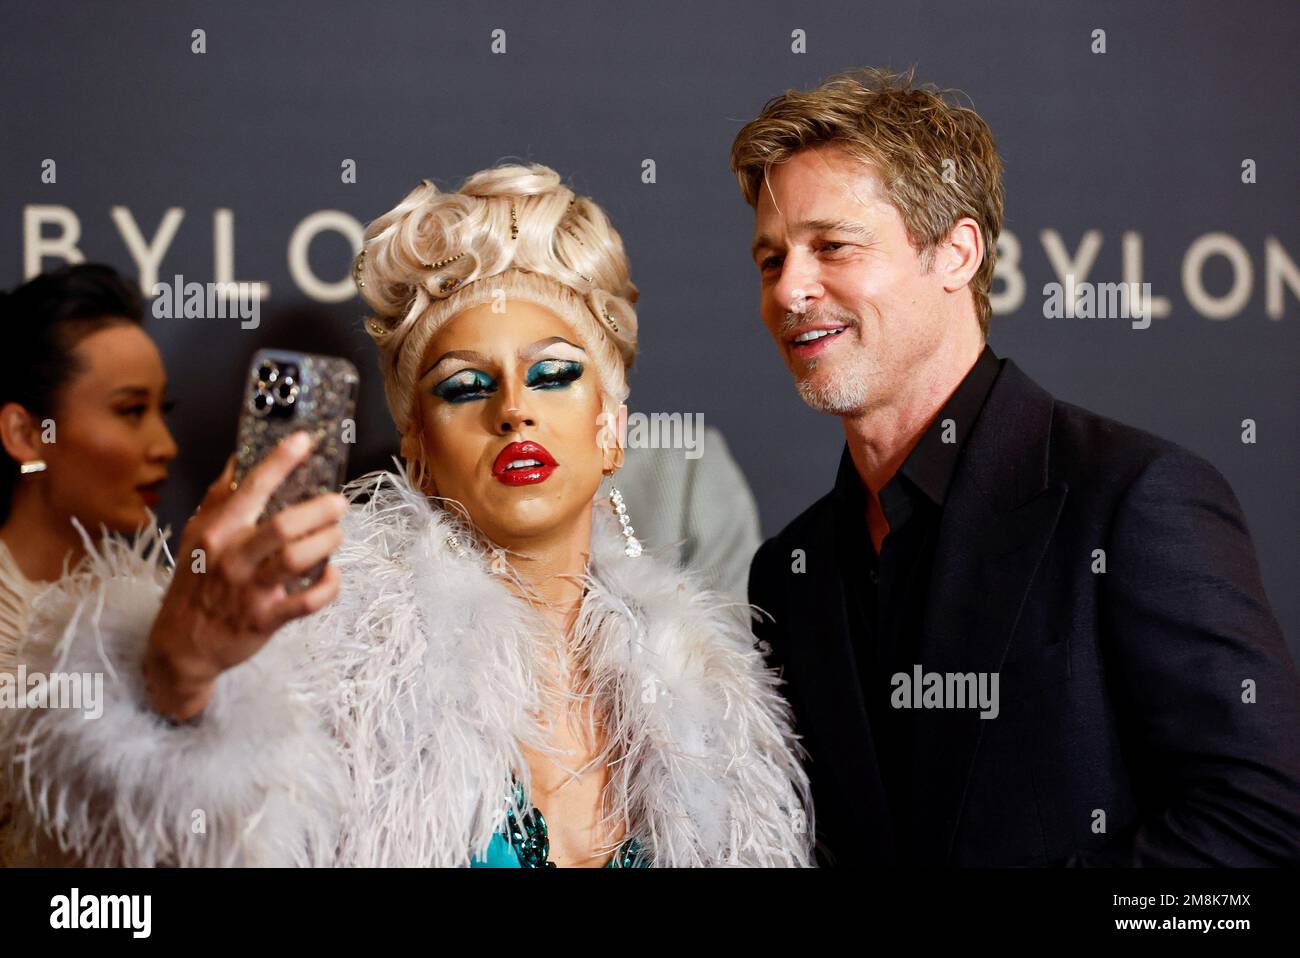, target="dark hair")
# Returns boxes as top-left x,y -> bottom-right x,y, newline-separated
0,263 -> 146,522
